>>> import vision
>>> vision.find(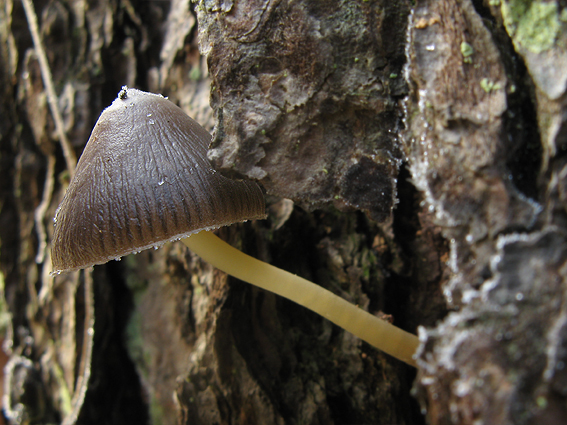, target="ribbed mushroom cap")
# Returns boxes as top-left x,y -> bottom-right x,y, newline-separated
51,87 -> 266,274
